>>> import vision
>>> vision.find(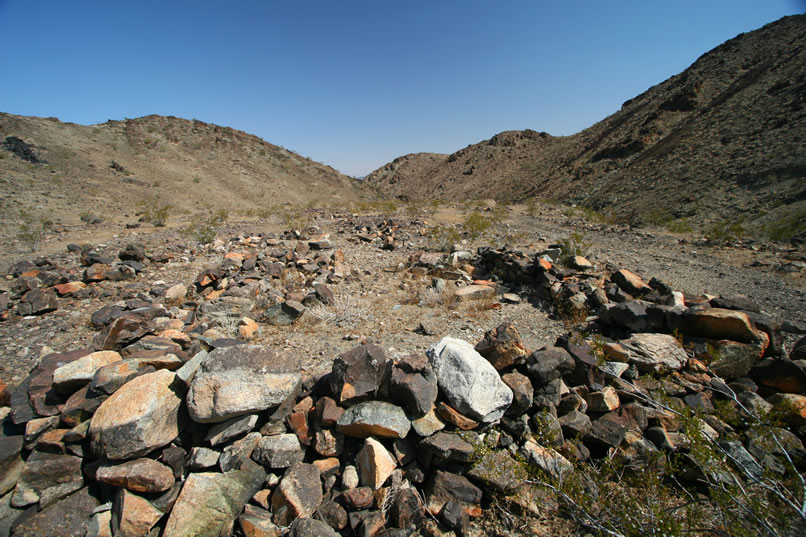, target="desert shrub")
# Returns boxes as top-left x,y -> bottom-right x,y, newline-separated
527,375 -> 806,537
764,209 -> 806,243
556,231 -> 591,258
463,210 -> 494,239
706,218 -> 745,243
16,210 -> 50,252
429,224 -> 462,252
79,211 -> 95,223
665,218 -> 693,234
139,201 -> 172,227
